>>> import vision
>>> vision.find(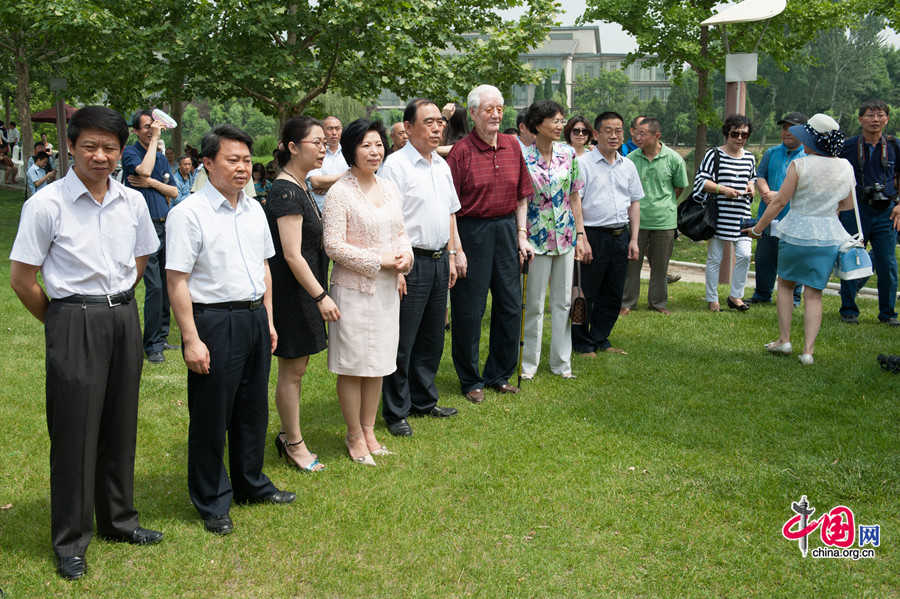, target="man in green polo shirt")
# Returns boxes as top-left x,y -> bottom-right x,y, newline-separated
621,117 -> 689,314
